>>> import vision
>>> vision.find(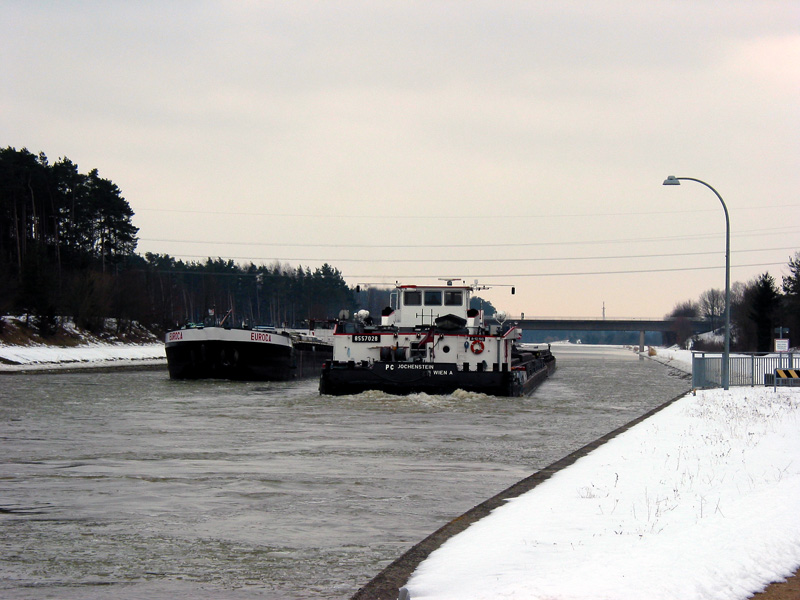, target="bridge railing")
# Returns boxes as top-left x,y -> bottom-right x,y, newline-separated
692,352 -> 799,388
